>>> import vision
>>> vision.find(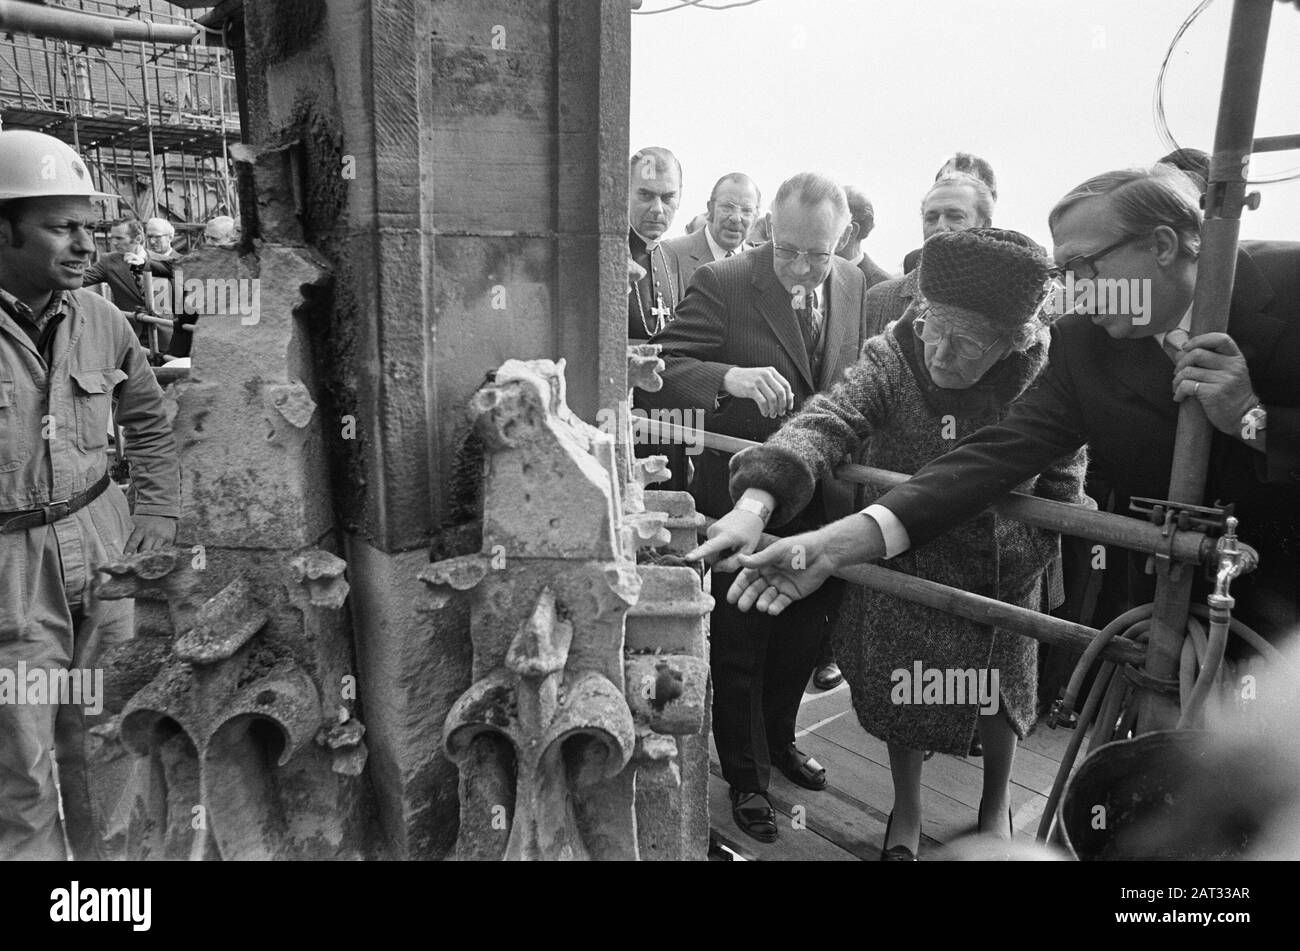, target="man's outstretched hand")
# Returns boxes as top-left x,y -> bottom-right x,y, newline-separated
729,529 -> 838,615
727,513 -> 887,615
